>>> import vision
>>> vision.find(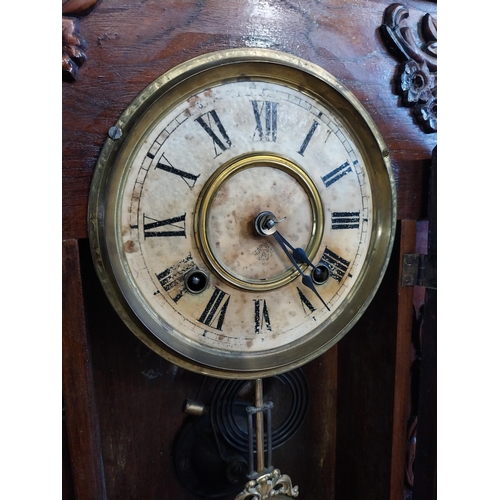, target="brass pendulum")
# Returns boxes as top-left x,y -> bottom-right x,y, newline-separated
234,378 -> 299,499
